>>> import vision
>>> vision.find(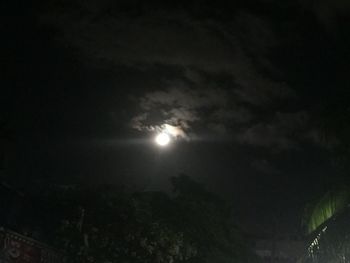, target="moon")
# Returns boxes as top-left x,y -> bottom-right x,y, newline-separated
155,132 -> 171,146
